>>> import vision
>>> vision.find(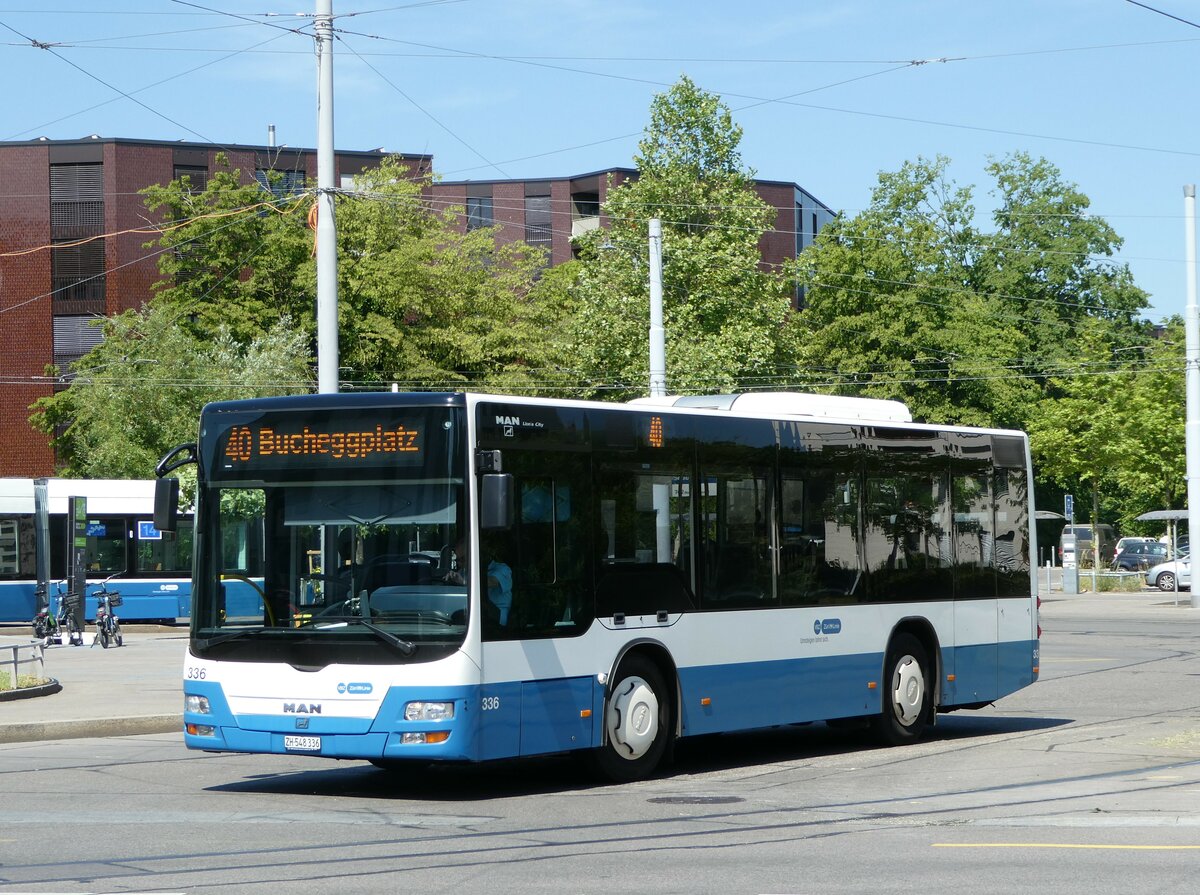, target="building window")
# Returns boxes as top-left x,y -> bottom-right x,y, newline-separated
52,315 -> 104,374
173,164 -> 209,193
51,242 -> 106,307
525,195 -> 553,255
571,191 -> 600,240
50,163 -> 105,313
255,168 -> 306,199
466,196 -> 494,231
50,163 -> 103,239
